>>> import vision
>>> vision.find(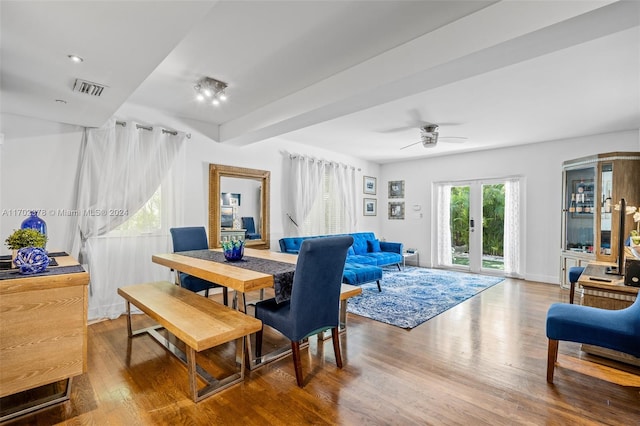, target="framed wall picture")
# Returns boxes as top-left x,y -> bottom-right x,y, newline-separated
363,176 -> 377,195
363,198 -> 377,216
388,202 -> 405,220
388,180 -> 404,198
221,192 -> 241,206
